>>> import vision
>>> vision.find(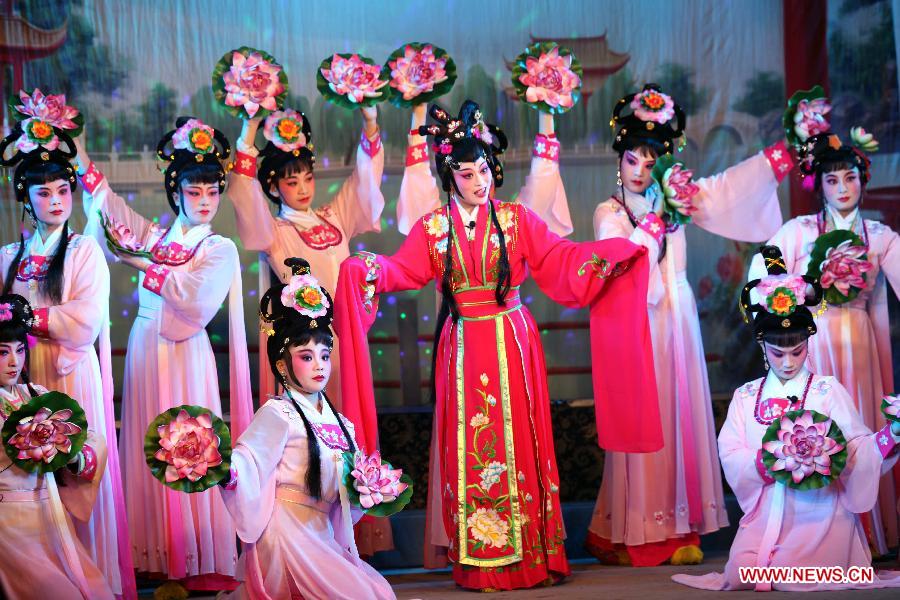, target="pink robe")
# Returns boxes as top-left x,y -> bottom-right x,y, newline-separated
80,167 -> 253,580
672,373 -> 900,591
0,233 -> 135,597
228,130 -> 385,415
749,214 -> 900,554
588,145 -> 792,562
0,384 -> 114,600
334,197 -> 662,590
221,394 -> 395,600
